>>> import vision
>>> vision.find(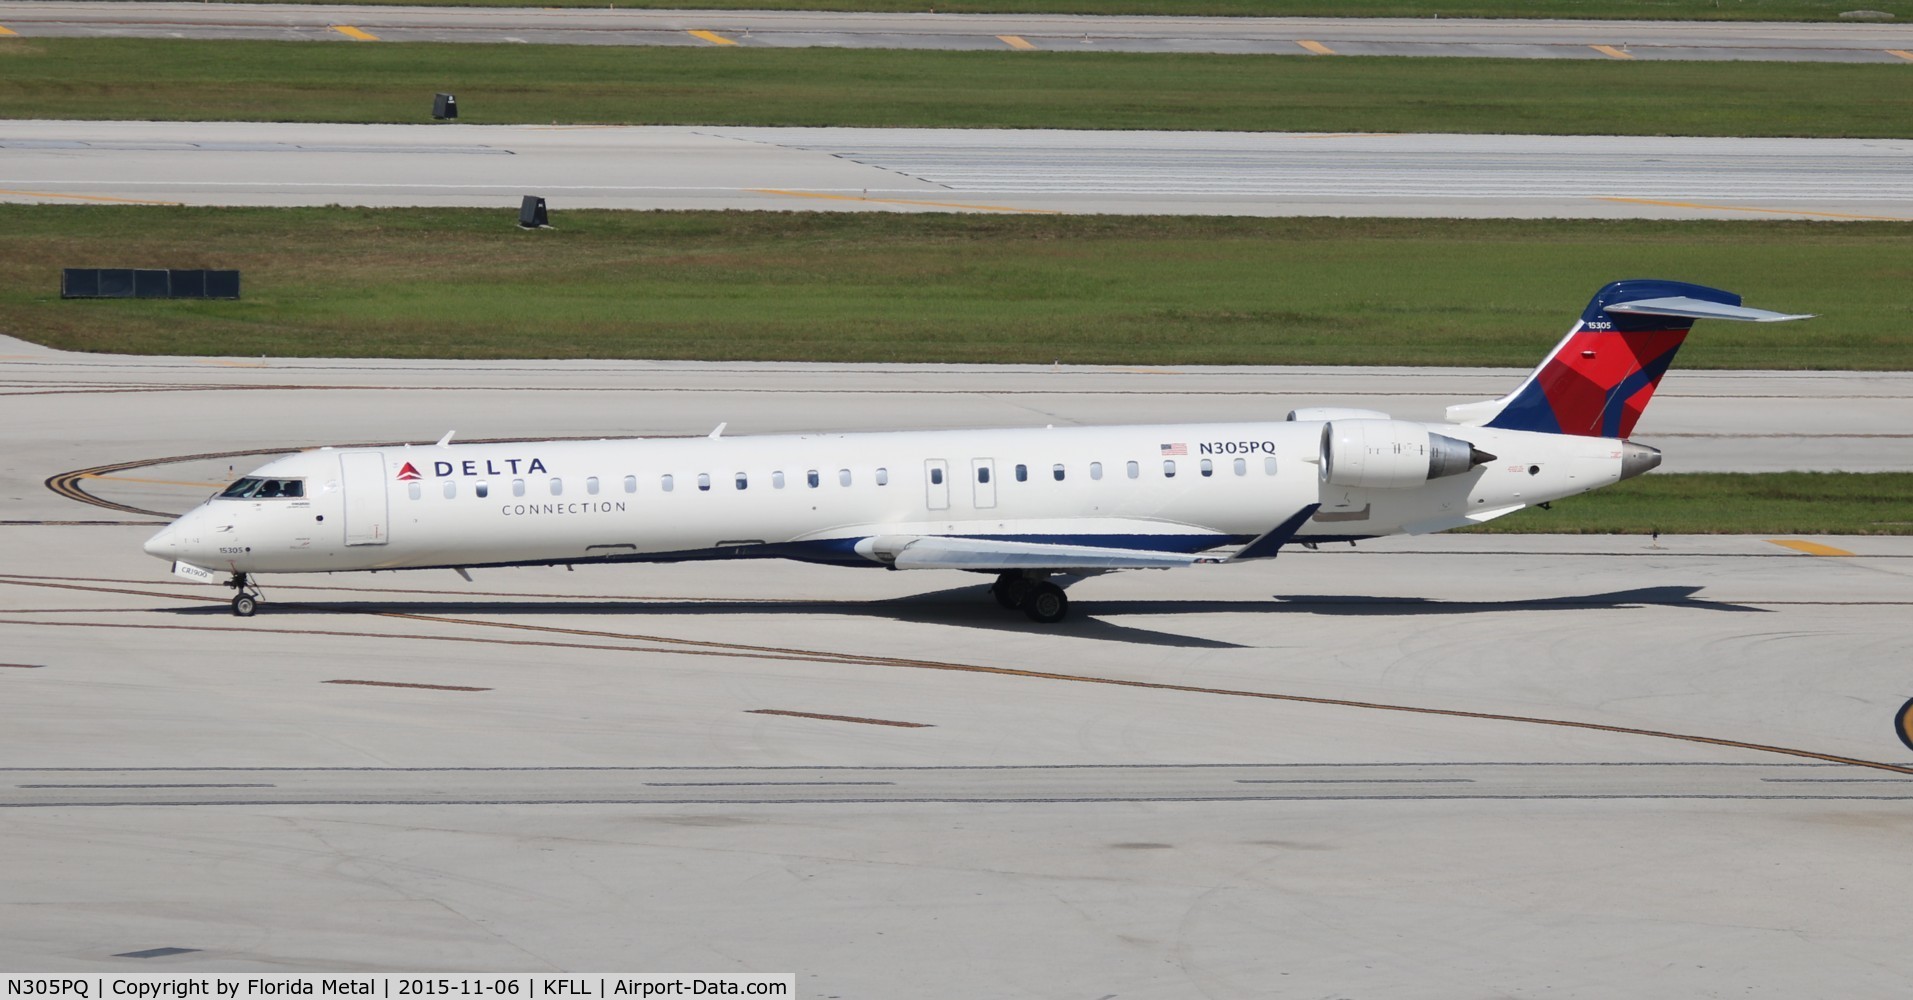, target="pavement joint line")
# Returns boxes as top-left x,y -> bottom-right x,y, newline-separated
1296,39 -> 1336,55
687,29 -> 737,46
1766,539 -> 1855,557
1594,196 -> 1913,222
1591,44 -> 1635,59
750,708 -> 933,728
330,24 -> 378,41
996,34 -> 1035,50
0,188 -> 180,206
746,187 -> 1060,214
